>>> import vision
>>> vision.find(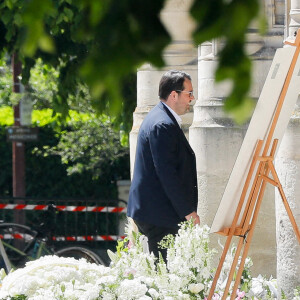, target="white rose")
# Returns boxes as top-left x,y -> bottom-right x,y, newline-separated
188,283 -> 204,294
148,288 -> 159,298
